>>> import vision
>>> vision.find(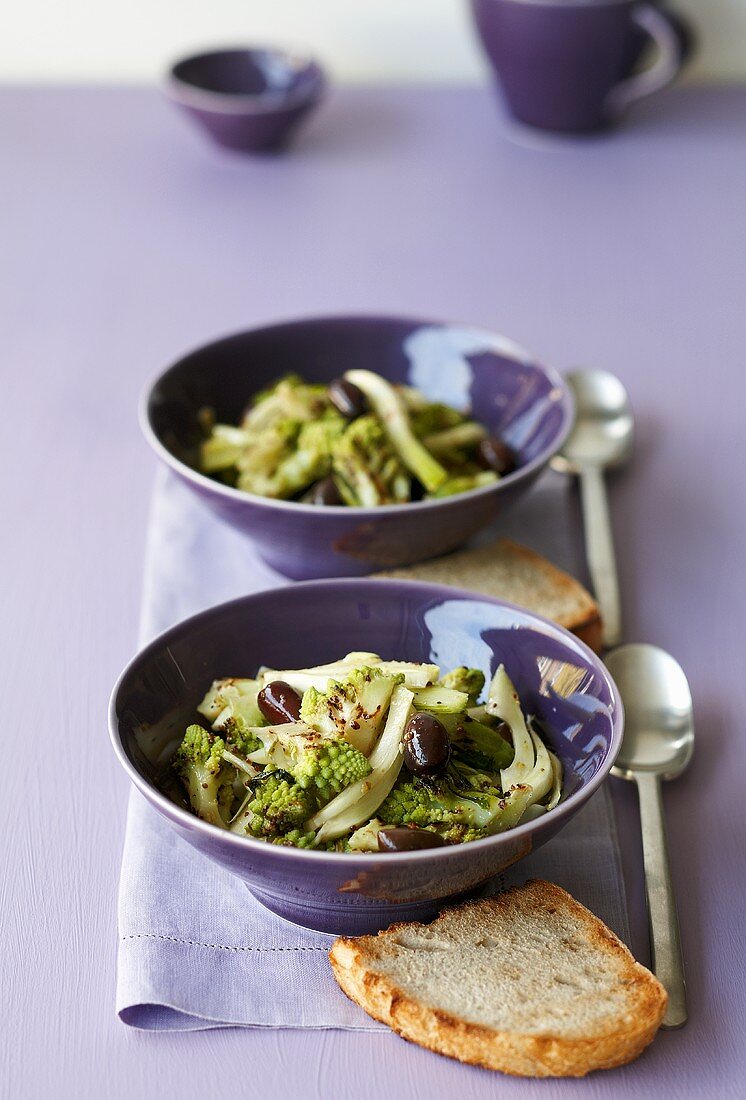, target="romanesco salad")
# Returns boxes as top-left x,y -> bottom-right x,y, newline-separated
166,653 -> 563,852
197,370 -> 517,505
